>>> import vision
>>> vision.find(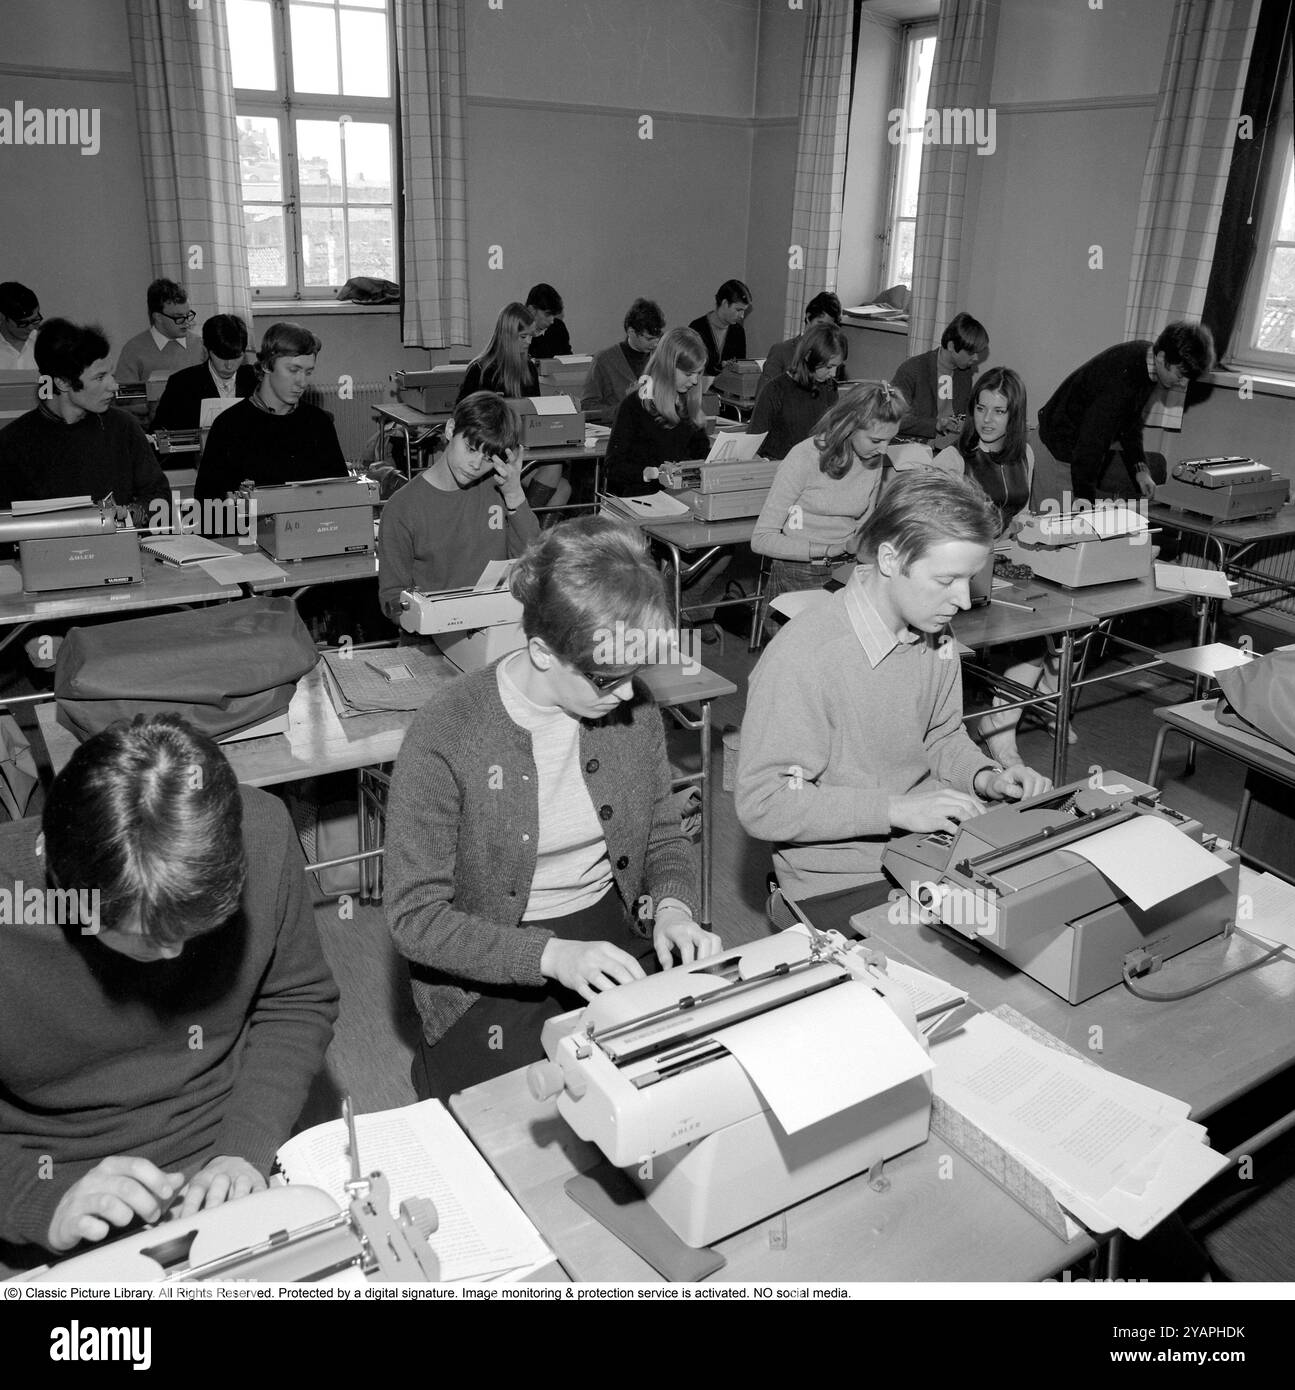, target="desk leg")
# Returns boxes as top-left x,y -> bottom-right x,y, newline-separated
661,538 -> 684,624
1147,724 -> 1172,787
700,697 -> 713,928
1053,630 -> 1074,785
